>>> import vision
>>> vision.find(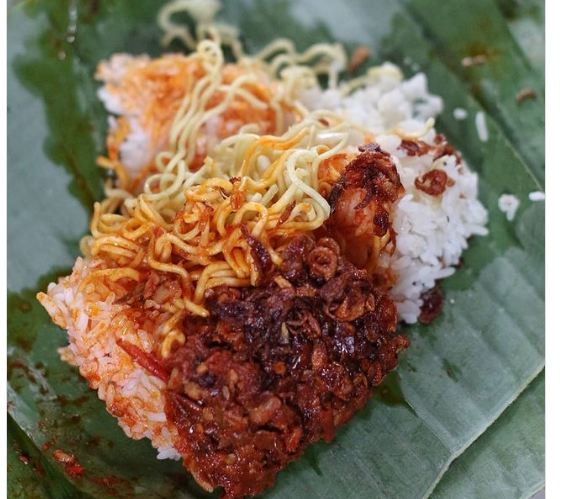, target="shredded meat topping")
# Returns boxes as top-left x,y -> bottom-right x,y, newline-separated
163,235 -> 408,498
